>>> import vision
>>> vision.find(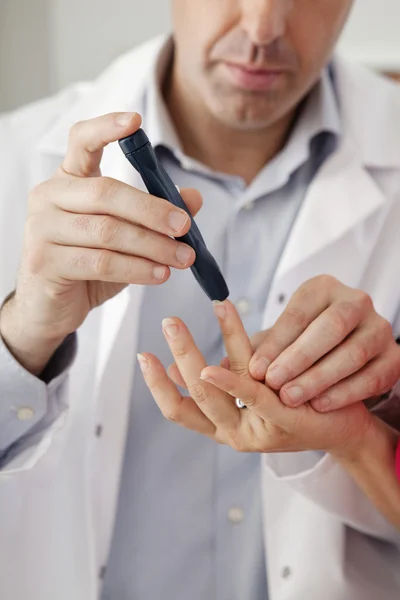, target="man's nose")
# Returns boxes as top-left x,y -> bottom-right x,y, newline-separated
240,0 -> 292,46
